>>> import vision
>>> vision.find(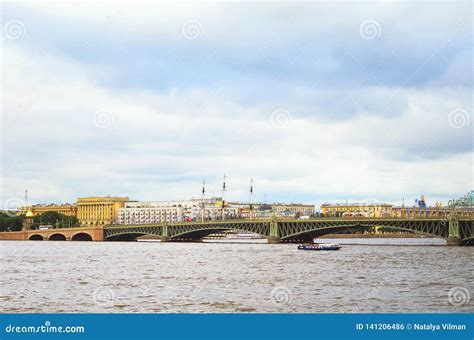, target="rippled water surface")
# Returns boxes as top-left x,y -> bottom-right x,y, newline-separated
1,240 -> 472,313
